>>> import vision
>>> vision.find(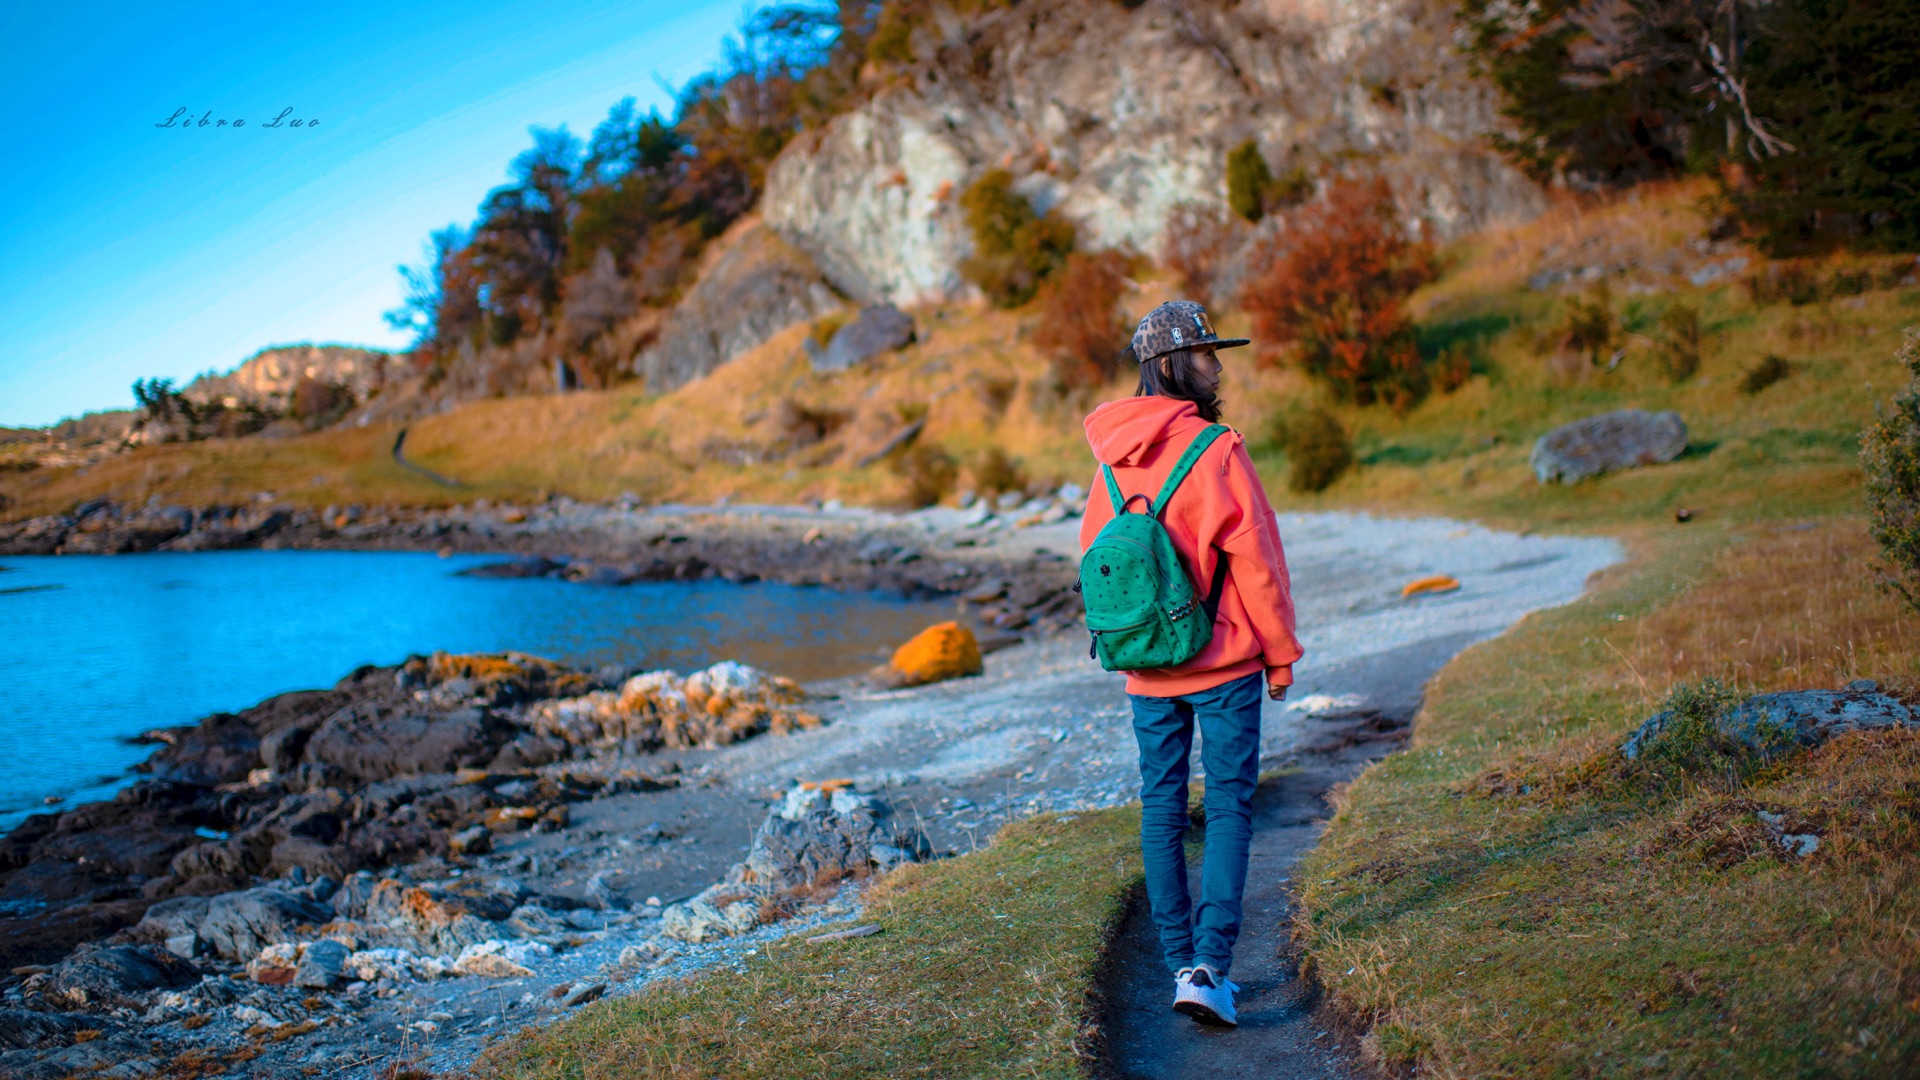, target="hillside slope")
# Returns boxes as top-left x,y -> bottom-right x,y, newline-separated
3,185 -> 1908,537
